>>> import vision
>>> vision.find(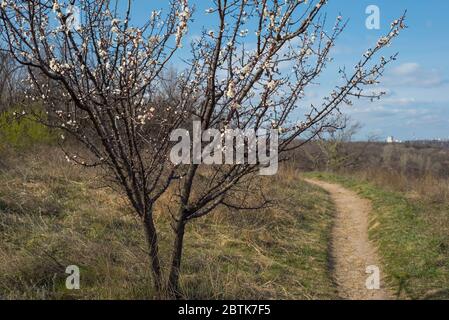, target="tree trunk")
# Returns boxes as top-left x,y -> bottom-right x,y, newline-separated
167,164 -> 197,298
168,218 -> 186,298
168,165 -> 198,299
143,211 -> 163,295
